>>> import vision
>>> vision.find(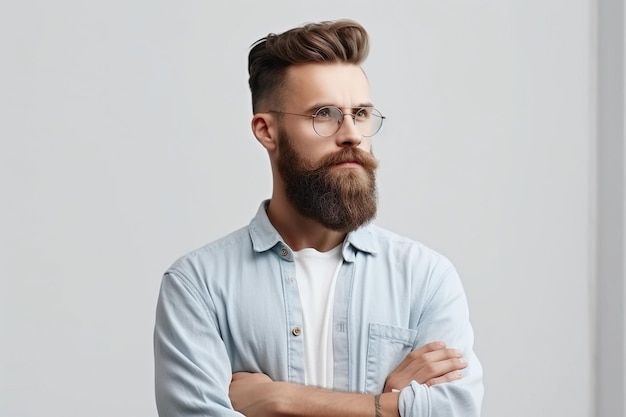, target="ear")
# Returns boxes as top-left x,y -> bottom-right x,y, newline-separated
251,113 -> 278,152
